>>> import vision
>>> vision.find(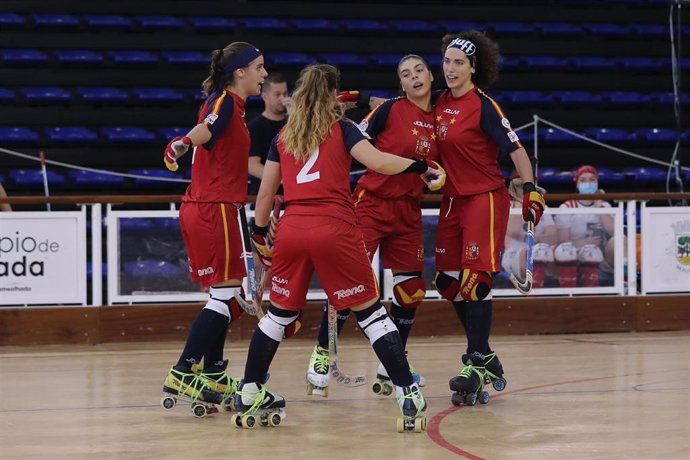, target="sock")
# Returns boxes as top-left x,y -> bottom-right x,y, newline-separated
452,300 -> 467,329
243,305 -> 297,383
389,302 -> 416,349
354,302 -> 413,387
175,308 -> 229,370
203,325 -> 228,370
464,299 -> 492,356
316,304 -> 351,349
